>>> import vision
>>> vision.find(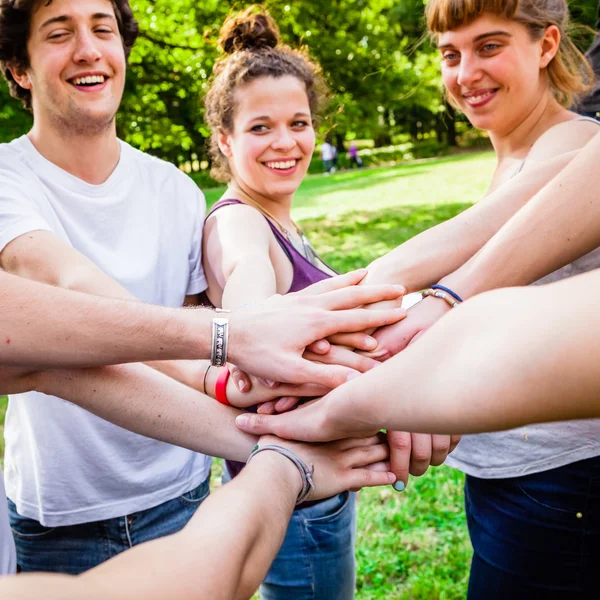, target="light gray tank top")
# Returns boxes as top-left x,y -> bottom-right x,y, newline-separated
447,116 -> 600,479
